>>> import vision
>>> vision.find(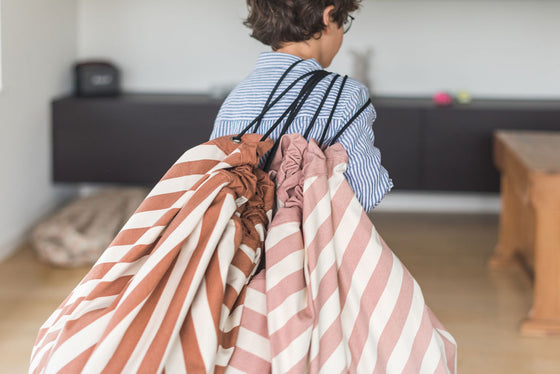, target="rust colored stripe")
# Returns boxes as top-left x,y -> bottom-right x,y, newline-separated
54,300 -> 119,347
161,159 -> 219,180
82,262 -> 120,283
153,208 -> 181,227
51,295 -> 93,327
204,248 -> 226,337
102,256 -> 177,374
219,325 -> 240,350
230,246 -> 255,279
119,244 -> 154,263
111,227 -> 149,247
100,243 -> 184,337
181,314 -> 206,373
150,175 -> 226,250
85,276 -> 132,301
141,194 -> 229,372
58,345 -> 95,374
219,287 -> 248,349
222,284 -> 240,313
201,194 -> 239,335
135,191 -> 184,213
